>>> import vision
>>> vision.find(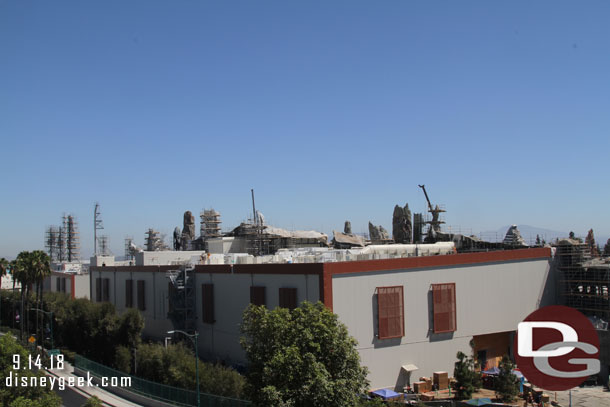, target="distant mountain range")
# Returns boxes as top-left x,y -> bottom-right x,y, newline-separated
478,225 -> 608,245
